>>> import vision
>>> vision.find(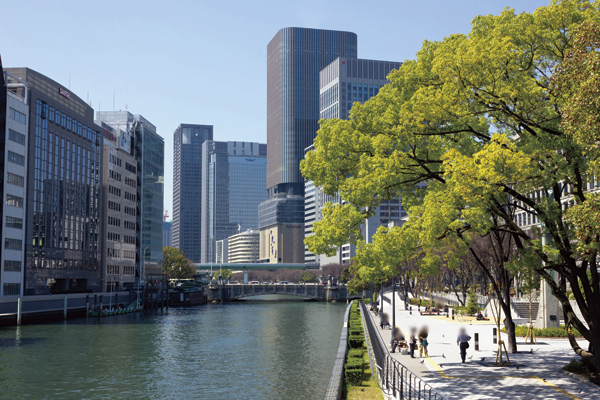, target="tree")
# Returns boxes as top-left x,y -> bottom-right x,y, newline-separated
301,1 -> 600,371
462,290 -> 480,316
214,269 -> 233,281
299,271 -> 317,283
340,267 -> 351,283
163,246 -> 195,279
